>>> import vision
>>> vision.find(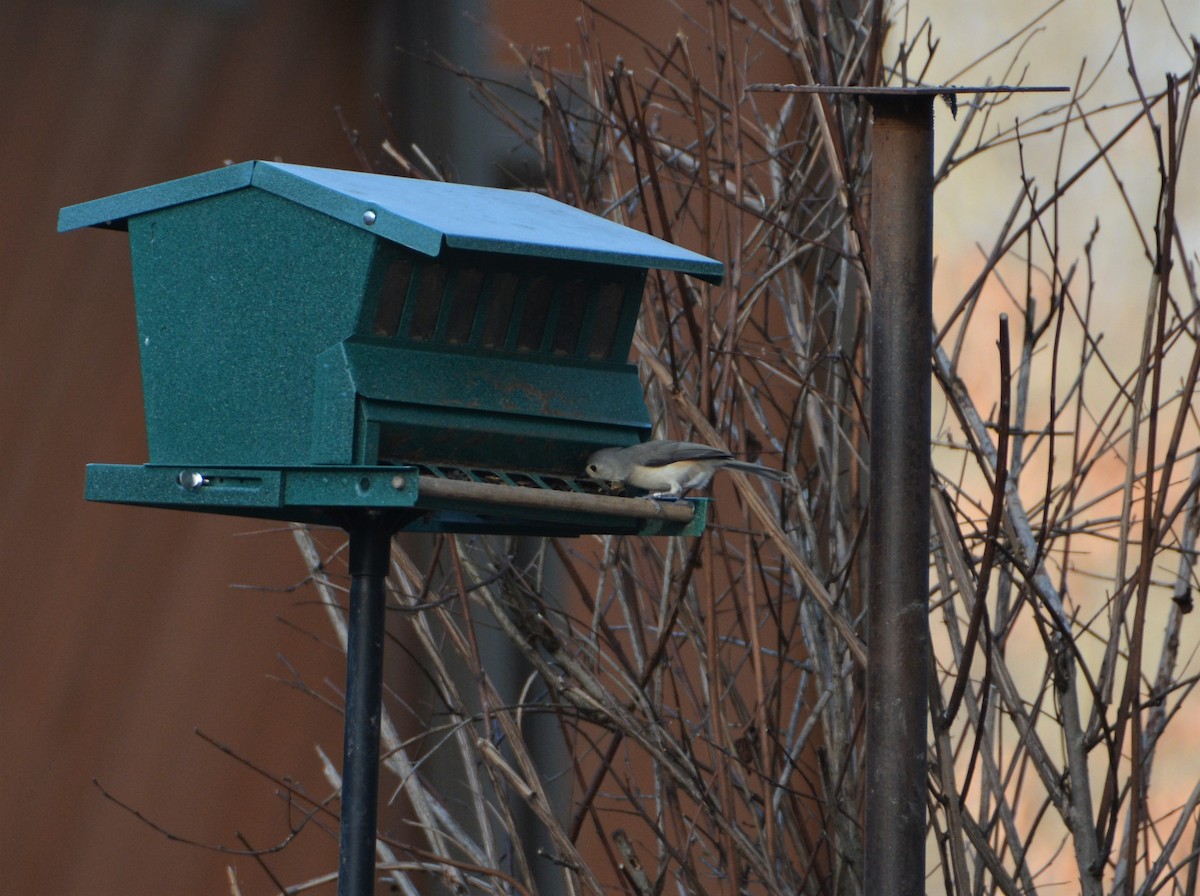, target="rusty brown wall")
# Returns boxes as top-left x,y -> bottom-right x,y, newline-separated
0,1 -> 381,892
